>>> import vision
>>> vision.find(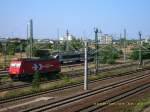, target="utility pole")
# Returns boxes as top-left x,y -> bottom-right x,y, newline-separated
29,19 -> 33,58
84,40 -> 88,90
138,32 -> 143,68
57,29 -> 60,53
124,29 -> 126,63
66,30 -> 69,52
27,23 -> 29,58
119,34 -> 122,49
111,36 -> 114,61
94,28 -> 99,75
